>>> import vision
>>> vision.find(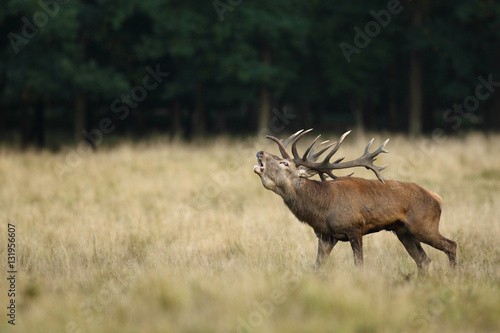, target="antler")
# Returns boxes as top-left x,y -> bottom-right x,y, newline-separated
266,129 -> 389,183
